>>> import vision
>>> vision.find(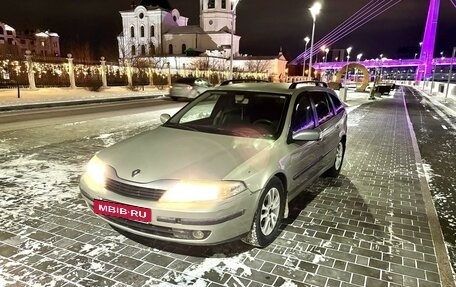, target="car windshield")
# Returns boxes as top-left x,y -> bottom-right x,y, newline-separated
164,91 -> 289,139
